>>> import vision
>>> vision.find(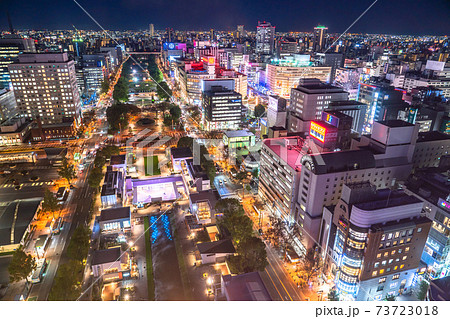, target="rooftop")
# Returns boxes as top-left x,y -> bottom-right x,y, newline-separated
99,206 -> 131,222
110,154 -> 126,166
263,137 -> 306,171
224,130 -> 254,138
305,149 -> 376,175
417,131 -> 450,143
170,147 -> 193,159
222,272 -> 272,301
92,247 -> 121,265
0,198 -> 42,246
354,189 -> 422,211
189,189 -> 220,208
377,119 -> 415,128
428,276 -> 450,301
197,238 -> 235,254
